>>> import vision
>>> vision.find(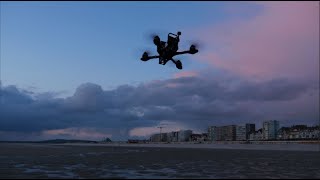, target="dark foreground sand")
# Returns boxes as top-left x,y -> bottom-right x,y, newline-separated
0,143 -> 319,179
